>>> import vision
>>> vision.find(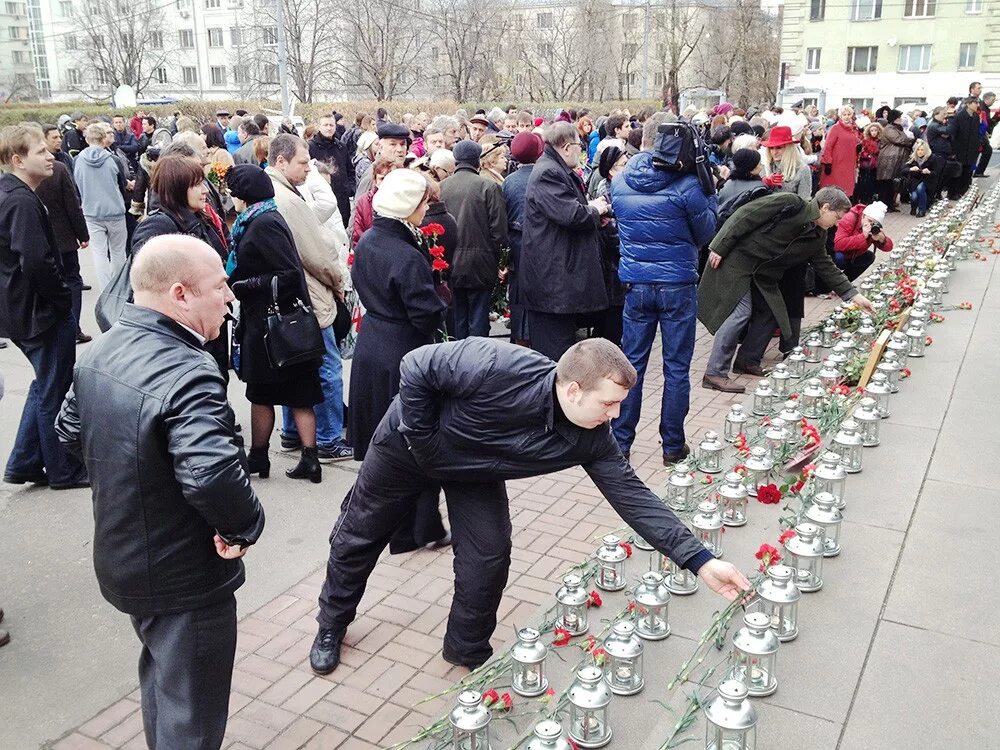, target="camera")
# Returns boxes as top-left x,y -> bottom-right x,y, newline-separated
870,221 -> 883,235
